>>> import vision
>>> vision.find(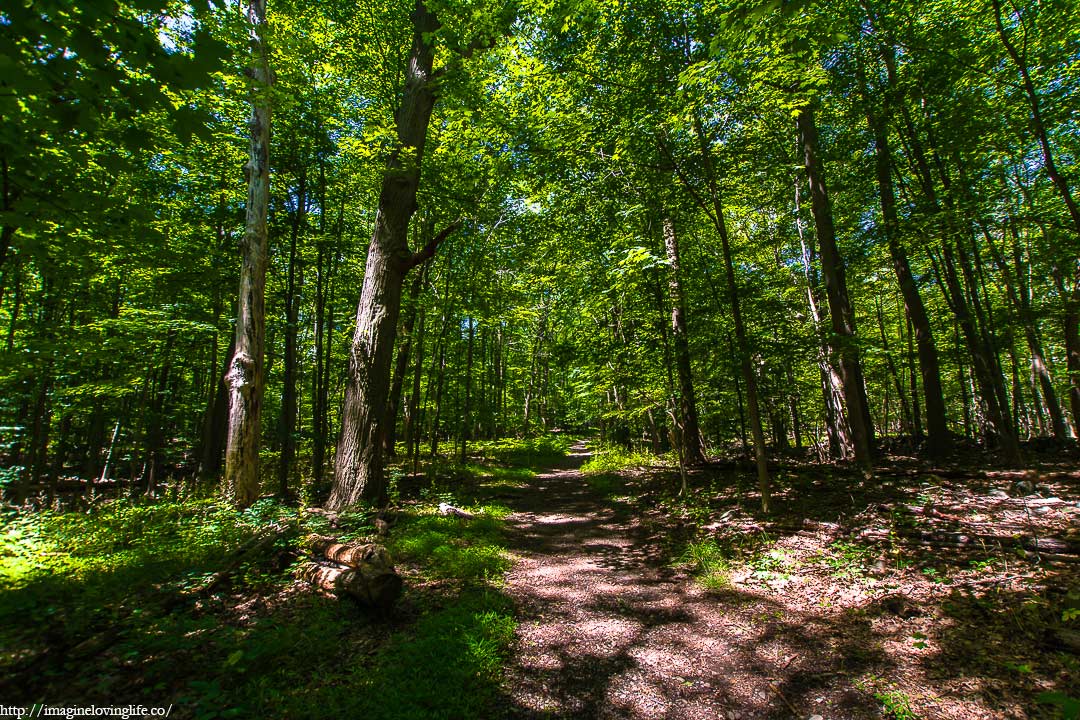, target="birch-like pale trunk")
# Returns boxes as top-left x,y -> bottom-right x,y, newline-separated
223,0 -> 272,508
